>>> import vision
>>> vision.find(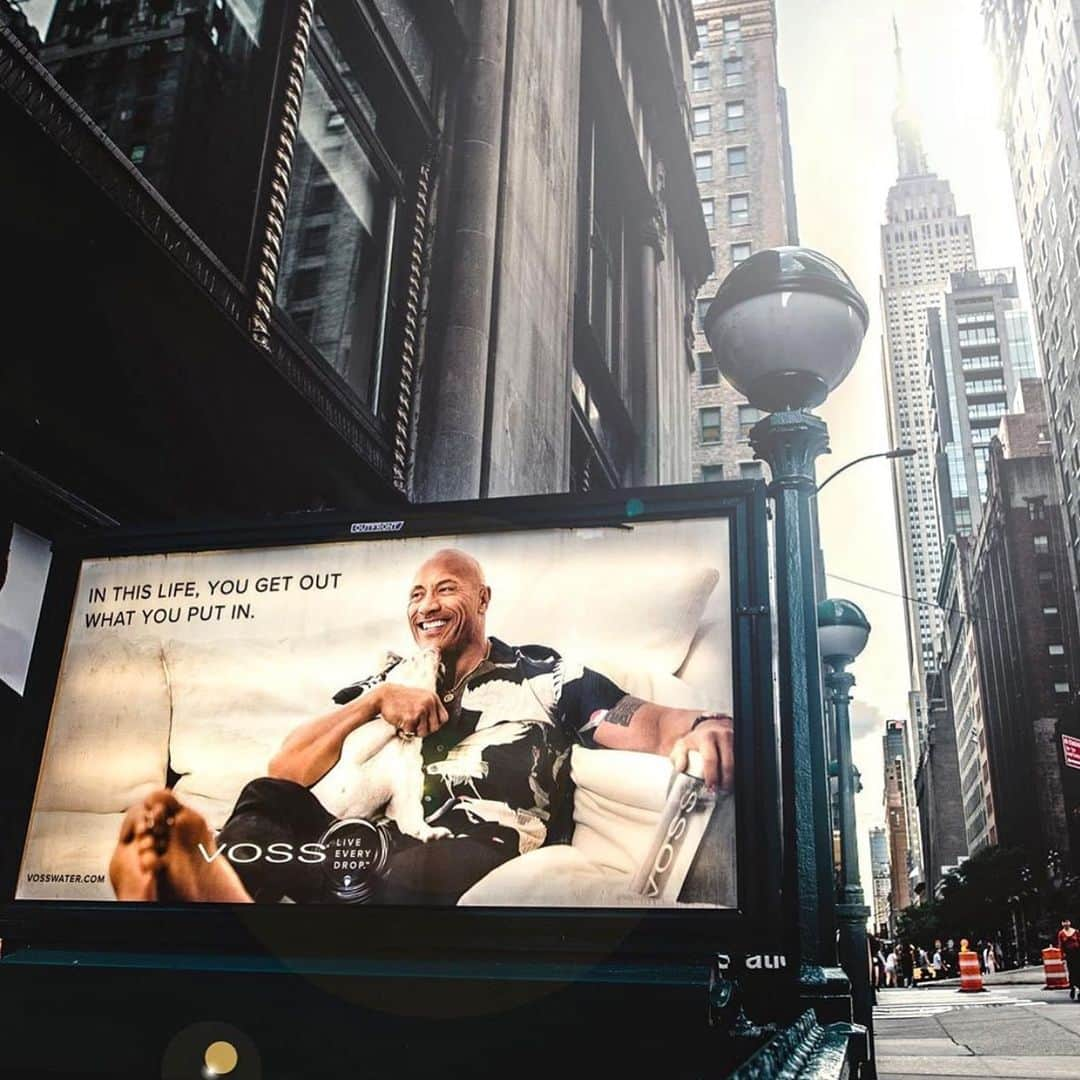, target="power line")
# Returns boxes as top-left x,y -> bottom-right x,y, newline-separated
825,571 -> 979,625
